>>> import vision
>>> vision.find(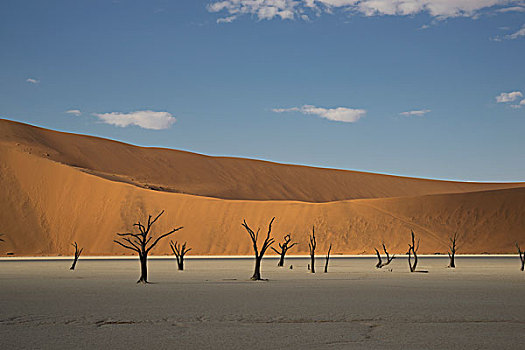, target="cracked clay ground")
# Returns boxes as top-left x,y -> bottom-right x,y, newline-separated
1,257 -> 524,349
